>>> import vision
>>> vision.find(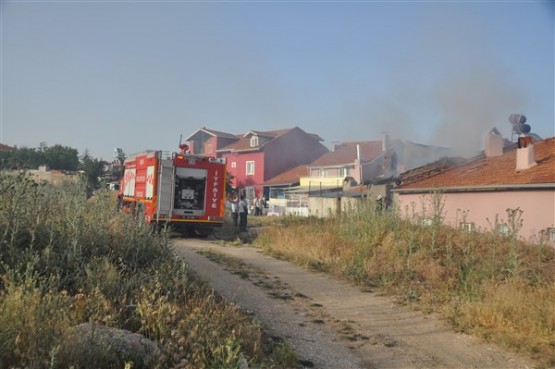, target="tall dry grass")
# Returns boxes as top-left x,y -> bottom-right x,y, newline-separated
255,198 -> 555,367
0,174 -> 293,369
